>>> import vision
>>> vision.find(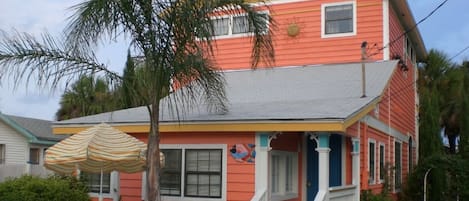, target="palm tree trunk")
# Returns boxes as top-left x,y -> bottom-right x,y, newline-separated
147,101 -> 161,201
